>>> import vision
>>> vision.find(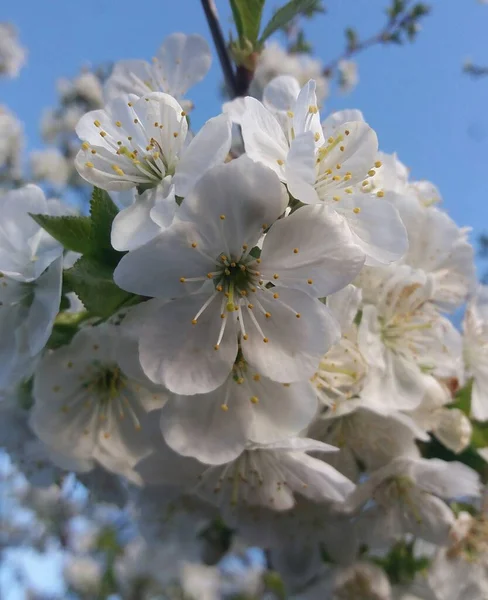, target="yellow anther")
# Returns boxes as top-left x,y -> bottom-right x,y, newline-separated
216,285 -> 223,292
243,334 -> 249,340
220,313 -> 225,319
173,132 -> 179,138
154,121 -> 159,127
314,132 -> 320,142
340,145 -> 345,151
265,312 -> 271,319
273,274 -> 279,280
250,396 -> 259,404
368,169 -> 376,177
283,383 -> 291,387
296,313 -> 301,318
128,102 -> 133,107
328,137 -> 334,144
256,258 -> 261,264
253,374 -> 261,381
207,273 -> 213,279
293,248 -> 299,254
133,118 -> 139,124
262,224 -> 268,230
91,149 -> 97,154
242,244 -> 248,251
336,164 -> 341,170
307,279 -> 313,285
99,131 -> 107,137
375,160 -> 382,168
220,214 -> 226,220
325,169 -> 333,175
181,111 -> 186,117
94,120 -> 101,127
287,110 -> 294,118
248,303 -> 254,309
273,293 -> 279,299
81,142 -> 89,150
191,242 -> 197,248
128,136 -> 132,140
112,165 -> 124,176
345,129 -> 350,136
180,277 -> 186,283
353,207 -> 361,214
333,196 -> 340,202
343,174 -> 351,181
263,337 -> 269,343
115,121 -> 122,127
220,404 -> 228,411
153,151 -> 160,160
332,175 -> 341,181
377,190 -> 385,198
236,377 -> 244,384
214,344 -> 220,351
85,162 -> 94,168
345,187 -> 353,194
276,159 -> 284,166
